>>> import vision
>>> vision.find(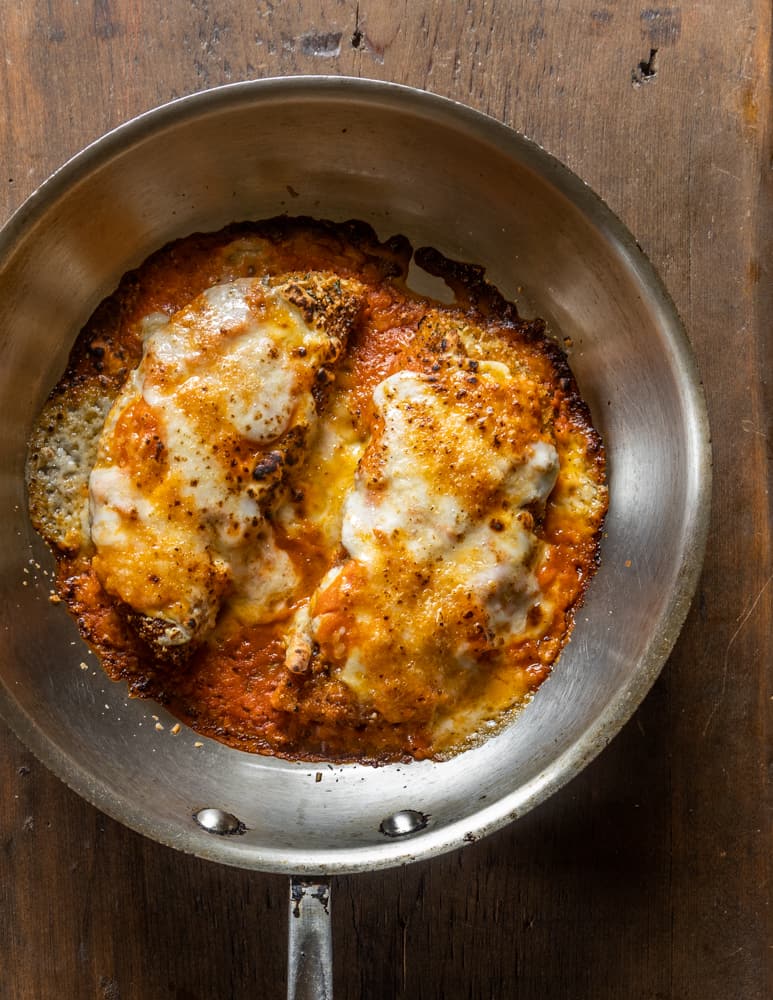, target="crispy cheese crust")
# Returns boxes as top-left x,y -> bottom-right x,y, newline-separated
26,217 -> 607,763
